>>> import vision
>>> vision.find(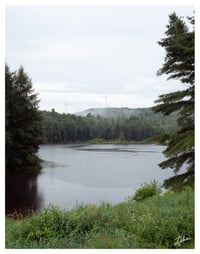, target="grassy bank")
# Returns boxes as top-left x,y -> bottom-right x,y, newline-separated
6,188 -> 194,249
89,138 -> 154,144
